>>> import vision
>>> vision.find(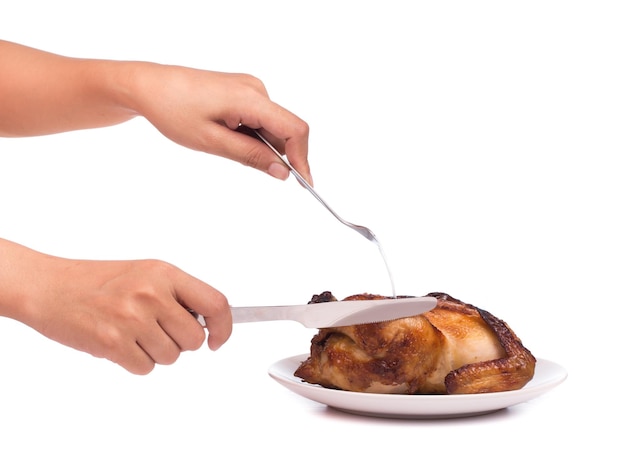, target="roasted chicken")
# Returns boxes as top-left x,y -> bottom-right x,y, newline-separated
294,292 -> 536,395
